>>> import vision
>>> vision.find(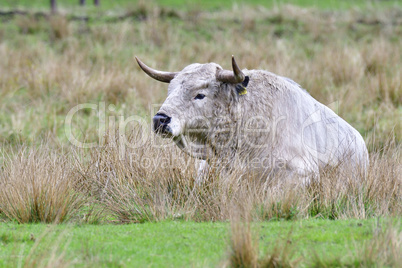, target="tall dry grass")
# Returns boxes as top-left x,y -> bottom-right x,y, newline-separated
71,131 -> 400,223
227,222 -> 259,268
0,147 -> 87,223
0,133 -> 398,224
225,222 -> 301,268
0,4 -> 400,224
